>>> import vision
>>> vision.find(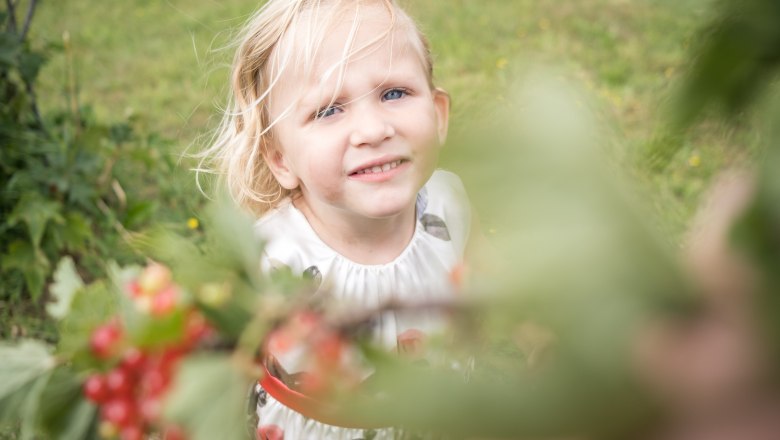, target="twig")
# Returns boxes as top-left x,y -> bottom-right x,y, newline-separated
19,0 -> 37,41
96,198 -> 134,244
5,0 -> 17,33
23,77 -> 45,130
332,296 -> 474,334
